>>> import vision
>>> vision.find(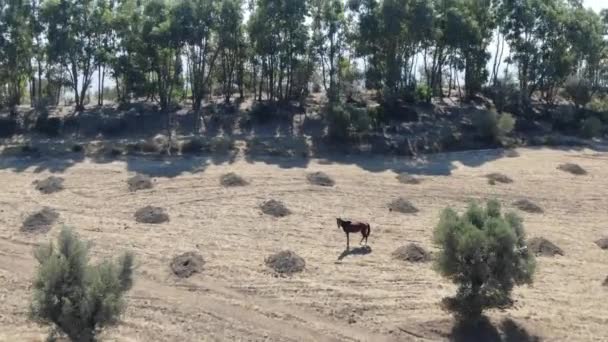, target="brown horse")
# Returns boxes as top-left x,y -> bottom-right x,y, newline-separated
337,218 -> 371,250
